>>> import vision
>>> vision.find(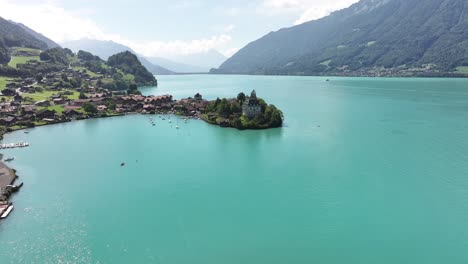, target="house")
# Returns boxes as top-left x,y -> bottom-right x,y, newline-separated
1,88 -> 16,96
242,90 -> 262,119
0,103 -> 16,114
0,116 -> 17,126
64,108 -> 83,117
88,93 -> 105,98
53,98 -> 67,105
97,105 -> 107,112
13,94 -> 23,102
143,104 -> 155,111
36,109 -> 56,119
21,105 -> 36,114
71,99 -> 91,107
35,100 -> 51,107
